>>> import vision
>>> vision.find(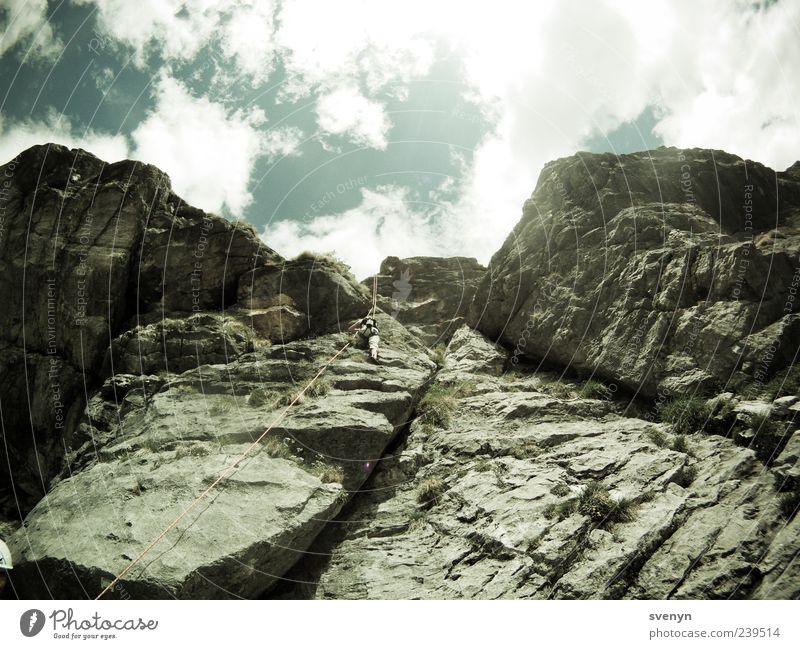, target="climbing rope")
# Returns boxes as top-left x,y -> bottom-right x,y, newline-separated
96,269 -> 382,599
370,273 -> 378,317
95,340 -> 352,600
